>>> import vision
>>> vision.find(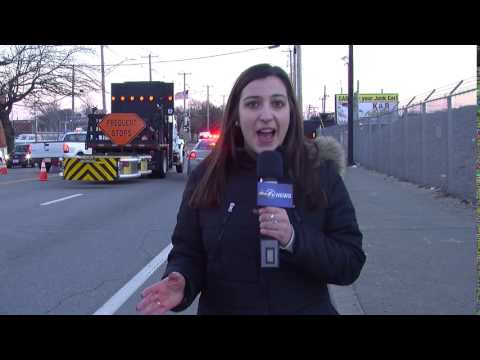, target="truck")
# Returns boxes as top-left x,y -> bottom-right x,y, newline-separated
30,130 -> 92,172
62,81 -> 185,182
